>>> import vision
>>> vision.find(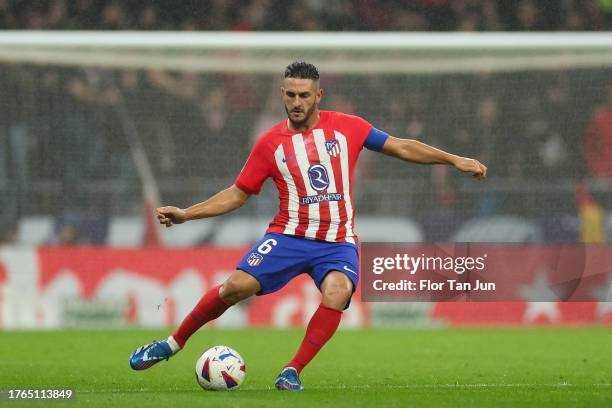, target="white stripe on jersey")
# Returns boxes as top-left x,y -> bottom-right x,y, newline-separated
334,131 -> 355,244
274,144 -> 300,235
292,133 -> 320,239
313,129 -> 340,242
